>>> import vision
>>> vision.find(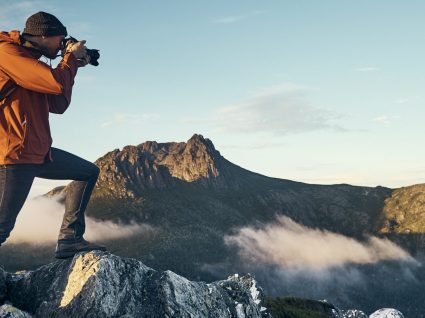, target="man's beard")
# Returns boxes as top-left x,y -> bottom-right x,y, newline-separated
44,49 -> 60,59
38,44 -> 59,59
